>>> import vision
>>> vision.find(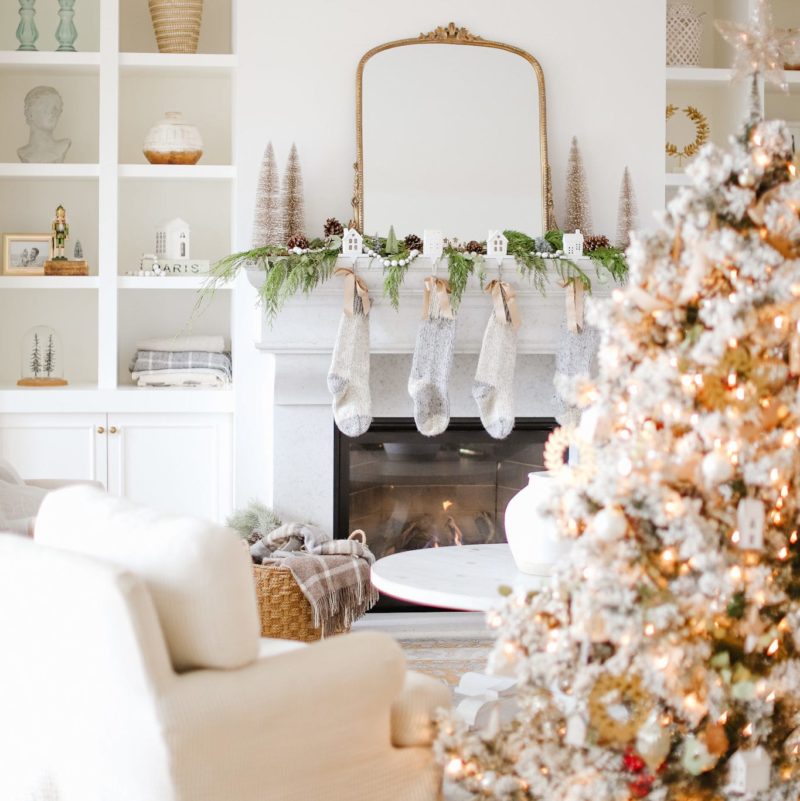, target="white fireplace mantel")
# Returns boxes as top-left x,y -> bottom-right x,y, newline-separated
251,256 -> 614,356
